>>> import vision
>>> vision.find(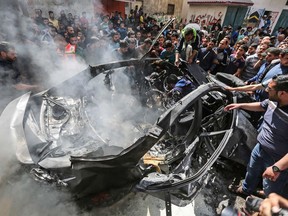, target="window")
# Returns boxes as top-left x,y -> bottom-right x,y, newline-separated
167,4 -> 175,15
